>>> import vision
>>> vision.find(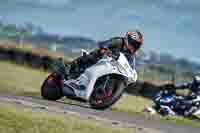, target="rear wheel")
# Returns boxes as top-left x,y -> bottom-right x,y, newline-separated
41,73 -> 64,101
89,75 -> 126,110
